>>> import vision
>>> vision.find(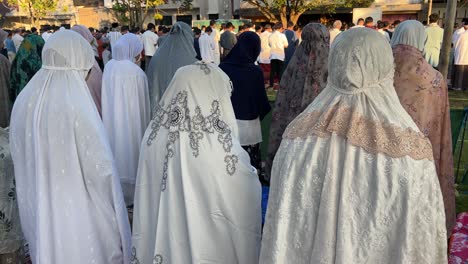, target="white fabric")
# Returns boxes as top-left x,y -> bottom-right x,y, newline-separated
390,20 -> 426,52
211,32 -> 221,65
102,33 -> 150,206
378,28 -> 391,42
259,31 -> 271,64
103,49 -> 111,66
41,32 -> 52,42
329,28 -> 341,45
260,28 -> 447,264
132,62 -> 262,264
455,31 -> 468,65
237,118 -> 262,146
9,30 -> 131,264
199,33 -> 216,63
453,27 -> 466,45
12,34 -> 23,52
424,23 -> 444,67
142,30 -> 159,57
269,31 -> 288,61
108,31 -> 122,48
